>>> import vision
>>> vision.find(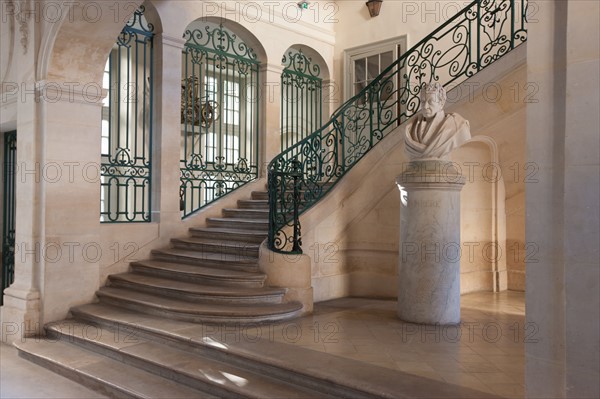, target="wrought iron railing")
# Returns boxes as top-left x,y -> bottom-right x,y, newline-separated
2,131 -> 16,305
100,6 -> 154,223
180,23 -> 260,218
268,0 -> 528,253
